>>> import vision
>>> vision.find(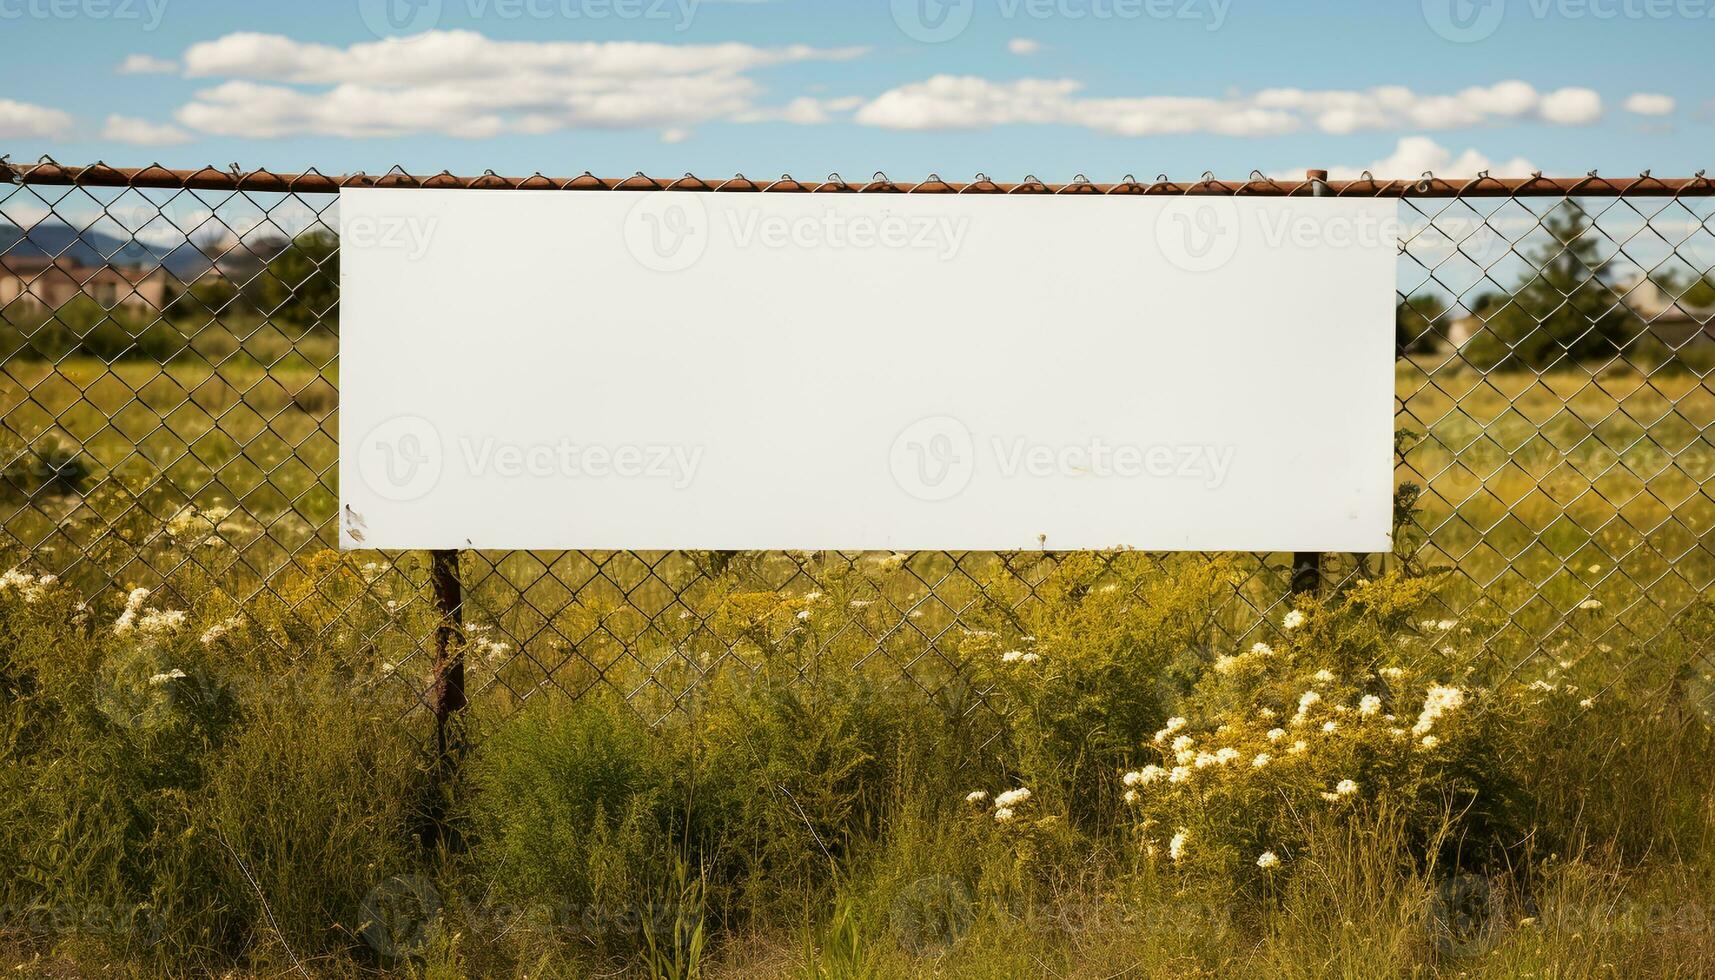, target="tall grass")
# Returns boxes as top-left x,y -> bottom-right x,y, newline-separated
2,540 -> 1712,977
